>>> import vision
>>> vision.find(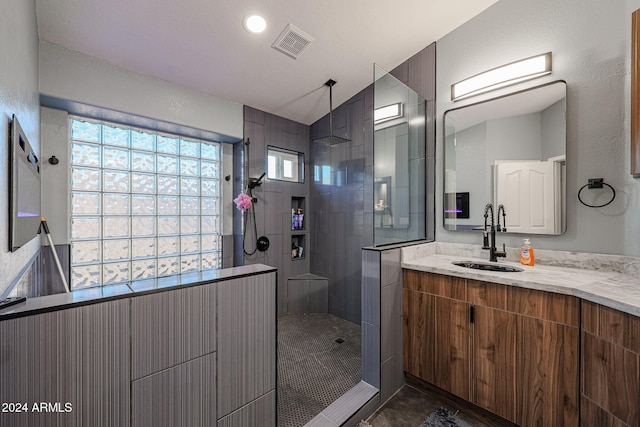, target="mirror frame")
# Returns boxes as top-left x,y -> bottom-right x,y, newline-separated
442,80 -> 567,234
